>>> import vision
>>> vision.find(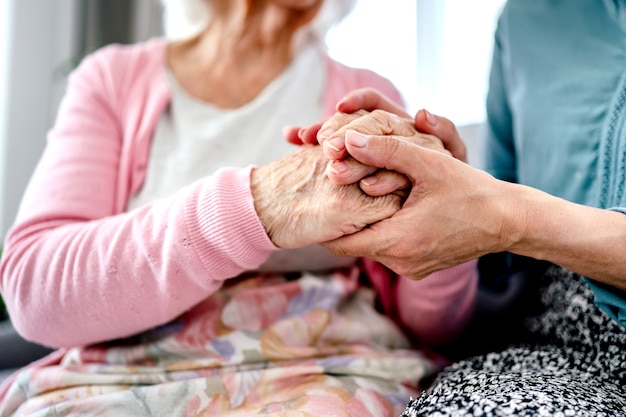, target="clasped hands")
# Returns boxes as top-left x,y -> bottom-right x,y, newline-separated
252,88 -> 509,278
